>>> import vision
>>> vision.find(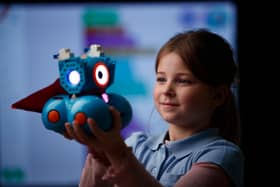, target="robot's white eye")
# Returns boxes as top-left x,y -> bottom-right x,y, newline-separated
68,70 -> 81,86
93,62 -> 110,88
